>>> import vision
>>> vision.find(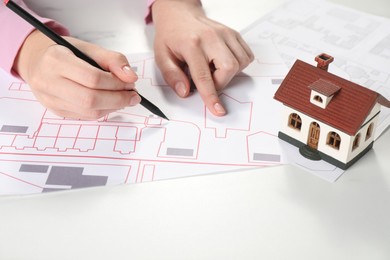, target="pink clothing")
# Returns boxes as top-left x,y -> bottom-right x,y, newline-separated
145,0 -> 156,24
0,0 -> 69,77
0,0 -> 156,77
